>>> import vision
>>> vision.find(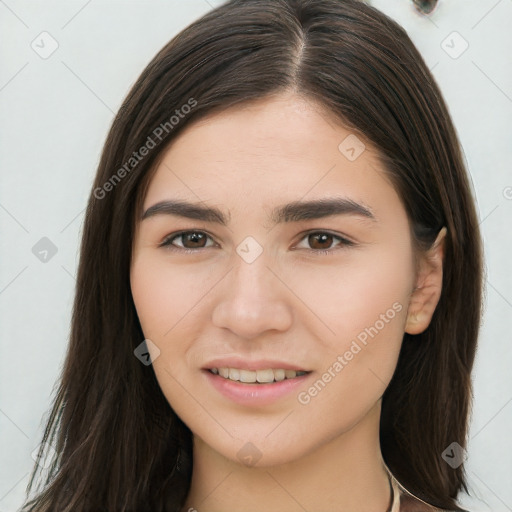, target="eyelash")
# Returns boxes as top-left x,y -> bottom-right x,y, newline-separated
159,230 -> 355,256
